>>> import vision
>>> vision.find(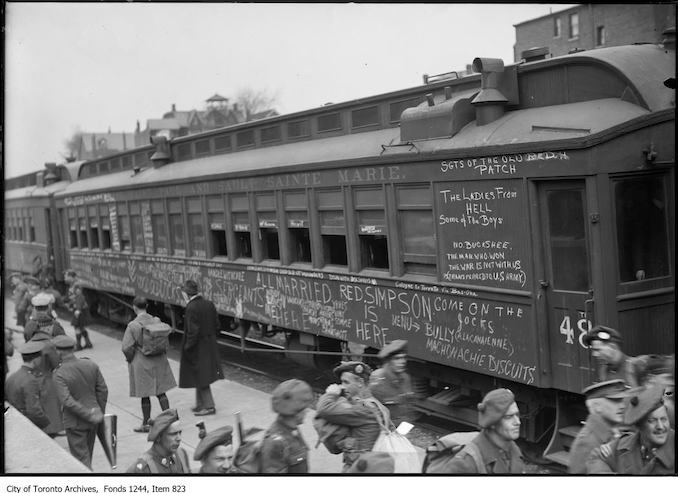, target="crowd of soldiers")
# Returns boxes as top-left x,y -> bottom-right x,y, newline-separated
4,272 -> 675,475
